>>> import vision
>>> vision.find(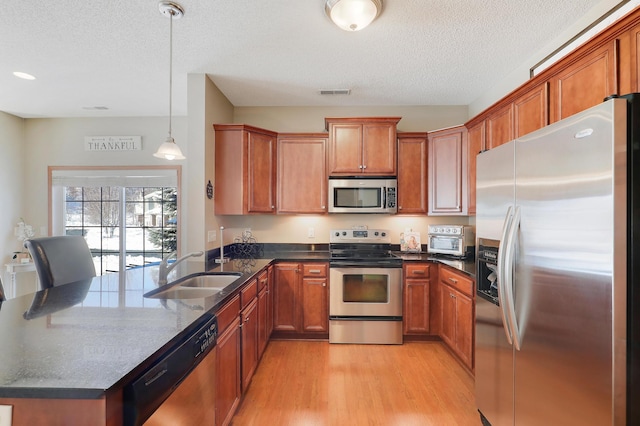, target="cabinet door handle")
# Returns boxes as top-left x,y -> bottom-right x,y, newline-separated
245,317 -> 250,323
359,165 -> 363,169
450,292 -> 456,298
363,165 -> 367,169
271,205 -> 275,209
399,206 -> 403,210
322,282 -> 326,287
